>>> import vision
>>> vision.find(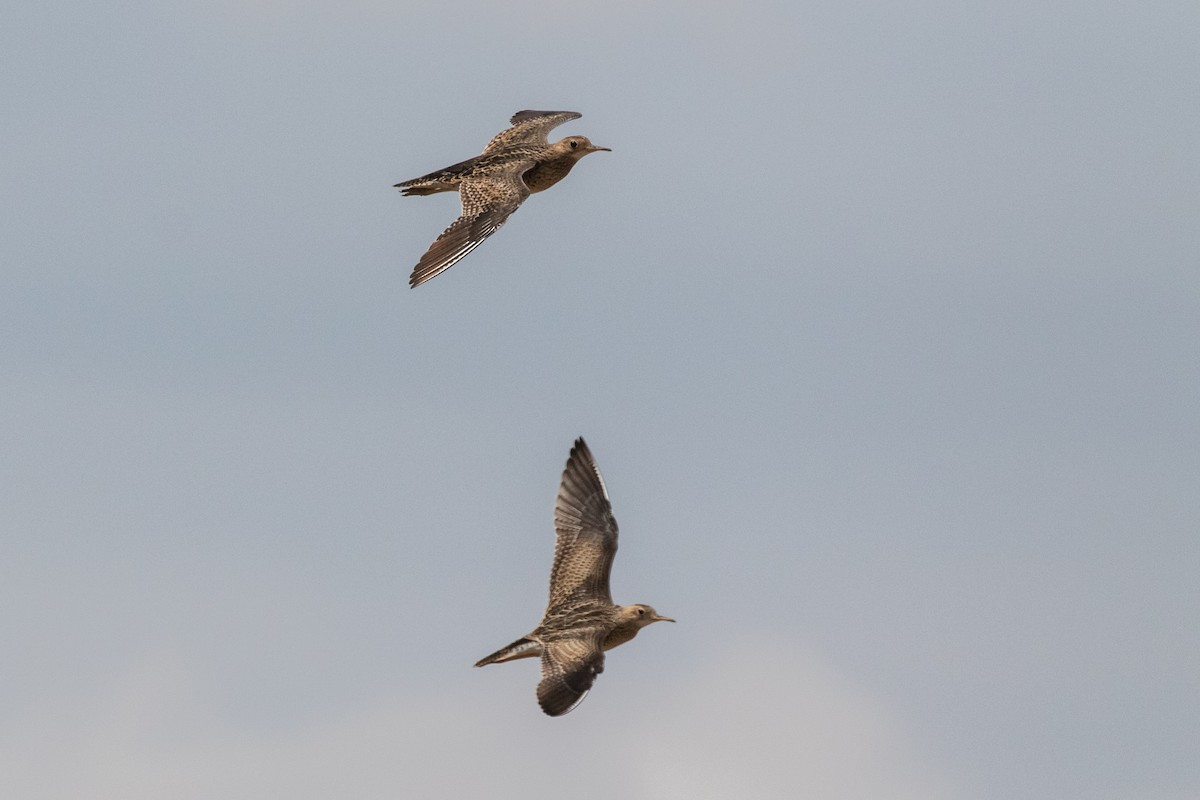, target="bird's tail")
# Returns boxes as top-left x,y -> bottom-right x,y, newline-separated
397,184 -> 441,196
473,637 -> 542,667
